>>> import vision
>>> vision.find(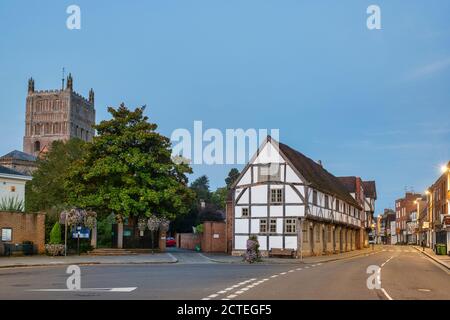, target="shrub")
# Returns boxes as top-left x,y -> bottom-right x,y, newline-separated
0,196 -> 24,212
49,222 -> 62,245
